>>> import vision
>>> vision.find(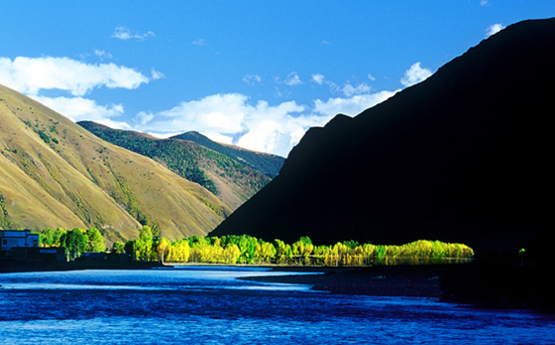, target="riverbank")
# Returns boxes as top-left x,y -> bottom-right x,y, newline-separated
242,265 -> 447,297
2,259 -> 553,312
244,263 -> 555,312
